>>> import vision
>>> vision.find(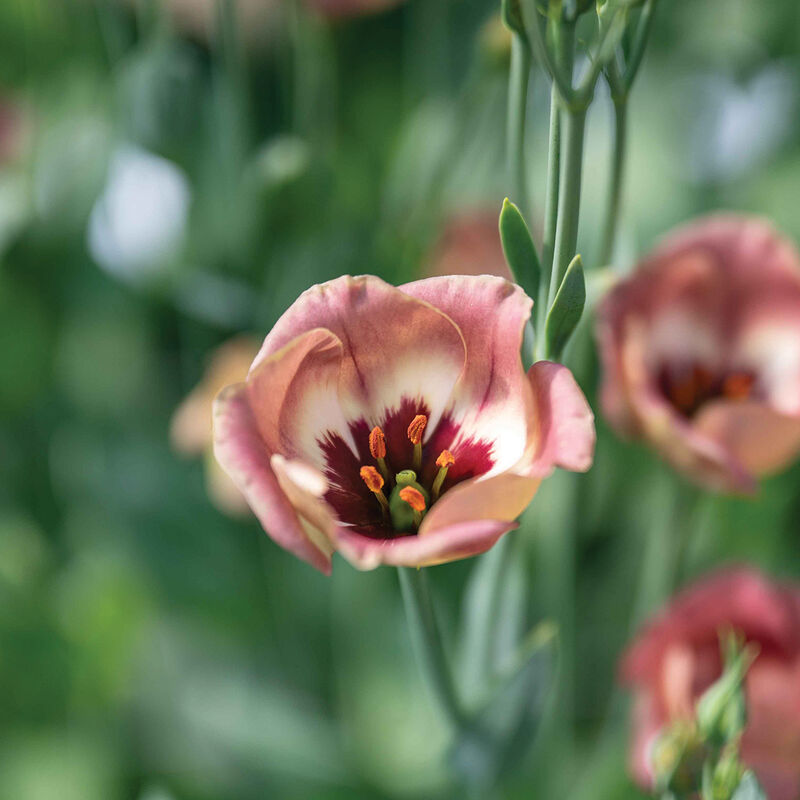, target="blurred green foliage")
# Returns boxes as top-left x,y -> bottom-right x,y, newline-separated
1,1 -> 800,799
